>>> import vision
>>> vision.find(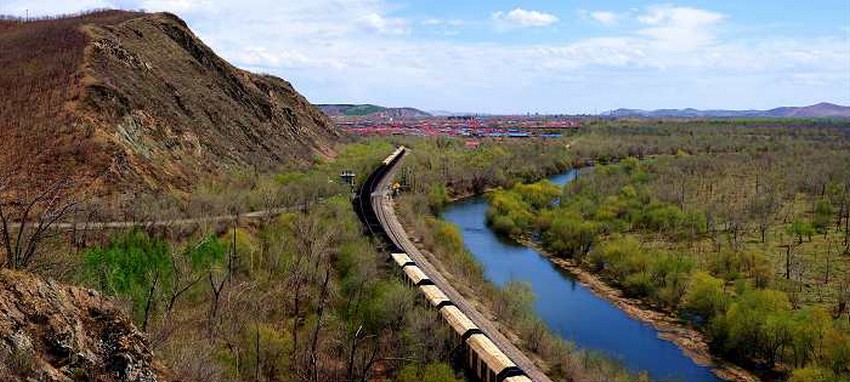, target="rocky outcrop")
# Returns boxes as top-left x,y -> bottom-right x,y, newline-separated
0,270 -> 167,382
